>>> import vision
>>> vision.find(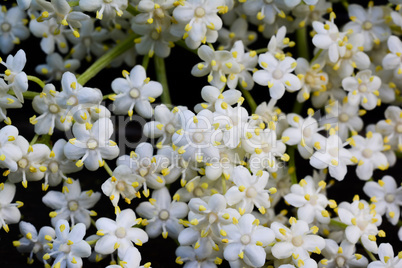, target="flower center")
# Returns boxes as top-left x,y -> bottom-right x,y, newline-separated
240,234 -> 251,245
68,200 -> 79,211
165,123 -> 175,134
395,124 -> 402,133
264,0 -> 273,3
83,37 -> 92,48
336,256 -> 346,267
310,195 -> 318,205
49,161 -> 59,173
339,113 -> 349,122
1,23 -> 11,32
193,187 -> 204,197
303,127 -> 312,138
358,84 -> 368,92
139,167 -> 149,177
292,235 -> 303,247
273,69 -> 283,80
103,0 -> 113,3
59,244 -> 71,253
362,21 -> 373,30
158,209 -> 170,221
194,7 -> 205,17
116,181 -> 126,192
362,148 -> 373,158
246,187 -> 257,198
357,219 -> 368,231
385,194 -> 395,203
192,132 -> 204,143
49,104 -> 60,114
115,227 -> 126,238
155,8 -> 165,18
305,73 -> 315,85
18,158 -> 28,169
67,96 -> 79,106
151,30 -> 160,40
87,139 -> 98,149
343,49 -> 352,59
208,212 -> 218,224
129,88 -> 140,99
328,147 -> 339,158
